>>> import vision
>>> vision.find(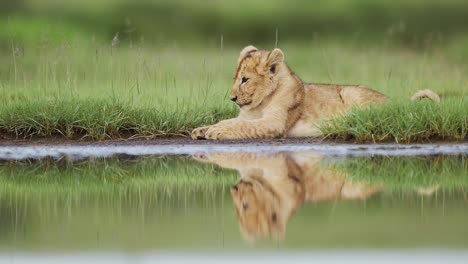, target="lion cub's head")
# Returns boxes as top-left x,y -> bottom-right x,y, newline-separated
230,175 -> 285,242
230,46 -> 286,110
